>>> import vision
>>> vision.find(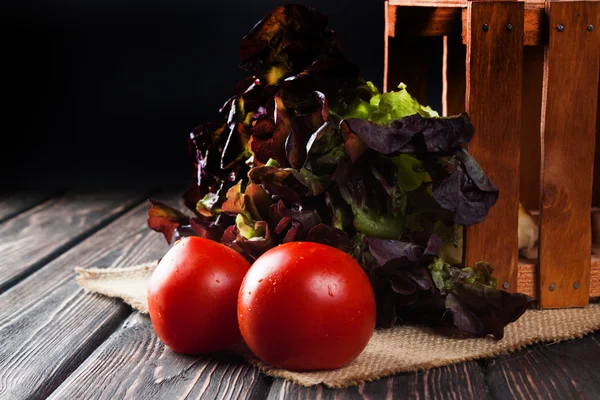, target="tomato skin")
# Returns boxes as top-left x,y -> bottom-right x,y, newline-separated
148,237 -> 251,355
238,242 -> 376,371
